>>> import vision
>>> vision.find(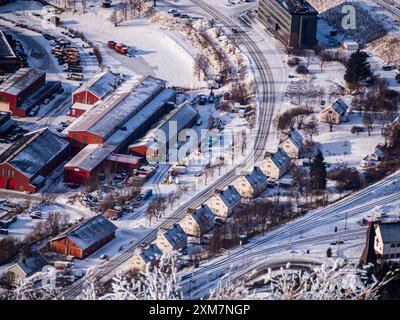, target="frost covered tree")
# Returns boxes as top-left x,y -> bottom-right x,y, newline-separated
250,260 -> 399,300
